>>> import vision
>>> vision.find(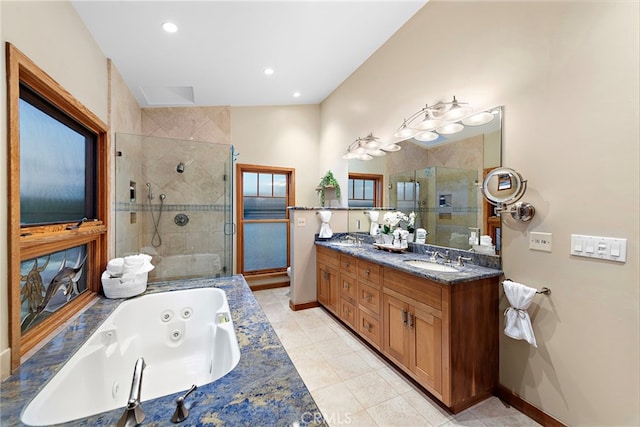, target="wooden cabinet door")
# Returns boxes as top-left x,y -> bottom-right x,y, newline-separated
317,263 -> 338,314
382,294 -> 410,367
410,305 -> 443,395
